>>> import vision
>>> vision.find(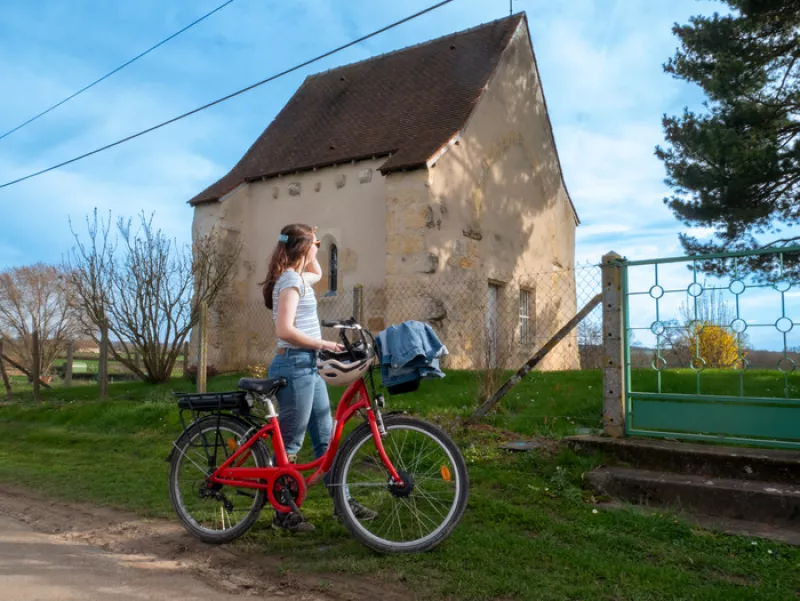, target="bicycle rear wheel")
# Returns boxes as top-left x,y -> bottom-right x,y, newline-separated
331,415 -> 469,553
168,415 -> 269,544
